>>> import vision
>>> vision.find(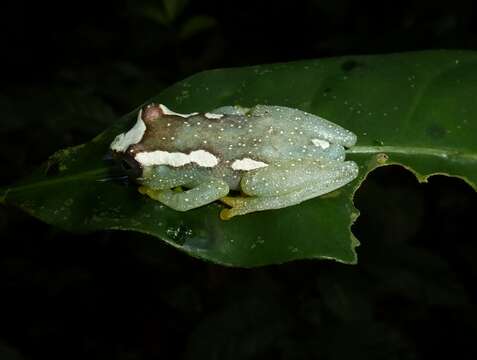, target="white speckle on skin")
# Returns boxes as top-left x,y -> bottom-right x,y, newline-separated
159,104 -> 198,118
231,158 -> 269,171
110,110 -> 146,152
311,138 -> 330,149
205,112 -> 224,119
135,149 -> 218,167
